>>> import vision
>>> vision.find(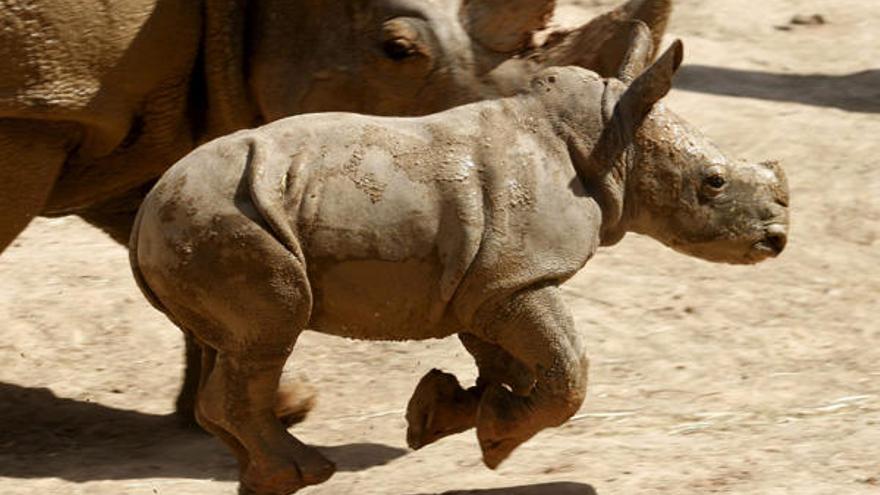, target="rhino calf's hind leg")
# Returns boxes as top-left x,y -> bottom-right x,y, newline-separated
191,343 -> 250,464
175,333 -> 316,431
134,202 -> 335,494
472,284 -> 589,469
405,334 -> 534,449
188,267 -> 333,493
197,347 -> 334,494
